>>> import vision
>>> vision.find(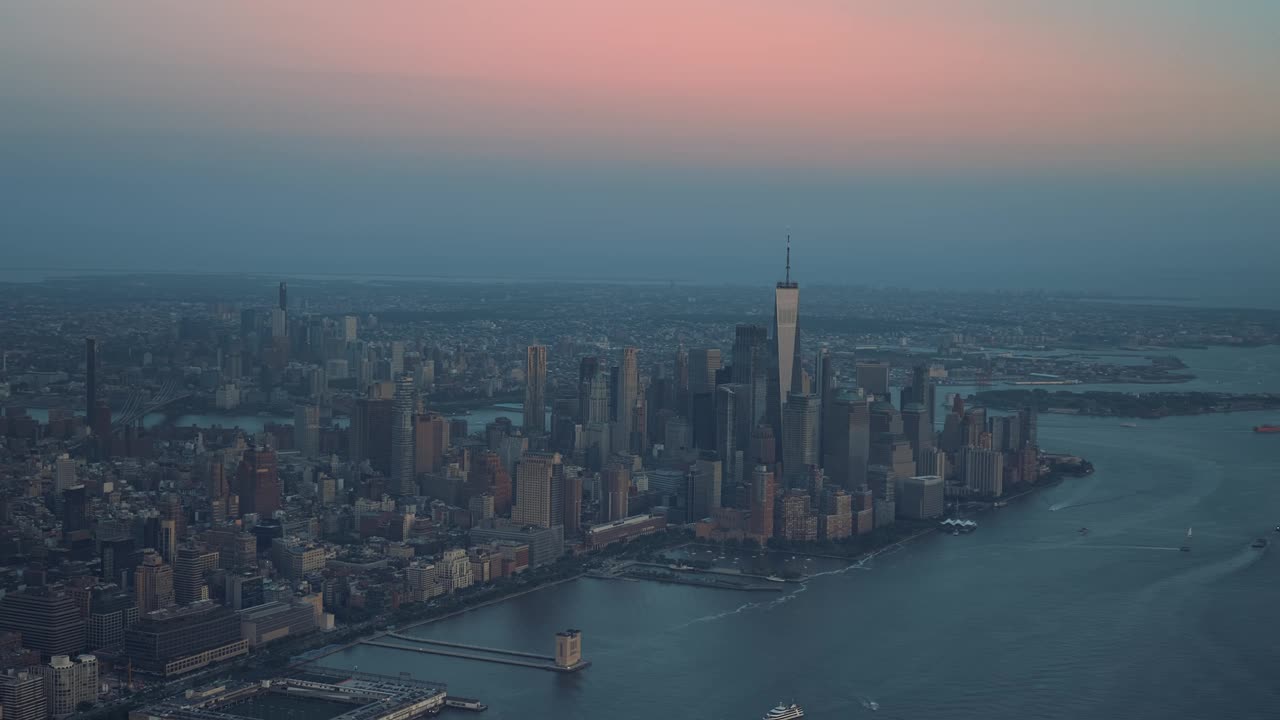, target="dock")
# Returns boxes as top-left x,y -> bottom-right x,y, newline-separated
359,637 -> 590,674
616,570 -> 783,591
384,633 -> 553,660
444,696 -> 488,712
